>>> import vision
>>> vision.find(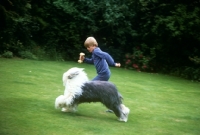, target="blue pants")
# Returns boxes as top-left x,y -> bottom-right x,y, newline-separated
92,73 -> 110,81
